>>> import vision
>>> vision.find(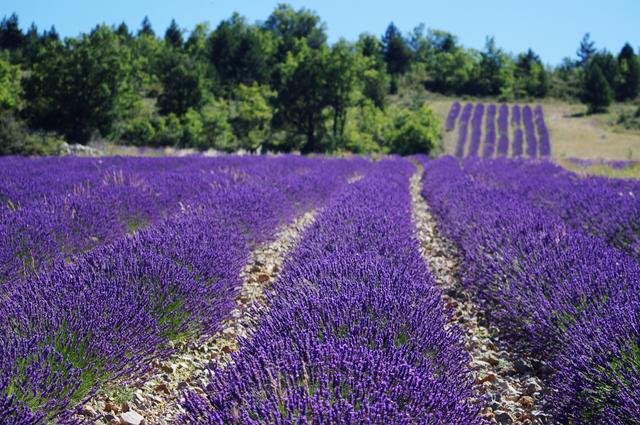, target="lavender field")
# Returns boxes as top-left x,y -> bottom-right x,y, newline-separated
1,155 -> 639,424
447,102 -> 552,159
